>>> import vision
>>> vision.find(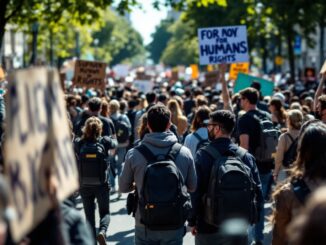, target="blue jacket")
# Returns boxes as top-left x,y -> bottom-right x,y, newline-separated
189,137 -> 263,233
